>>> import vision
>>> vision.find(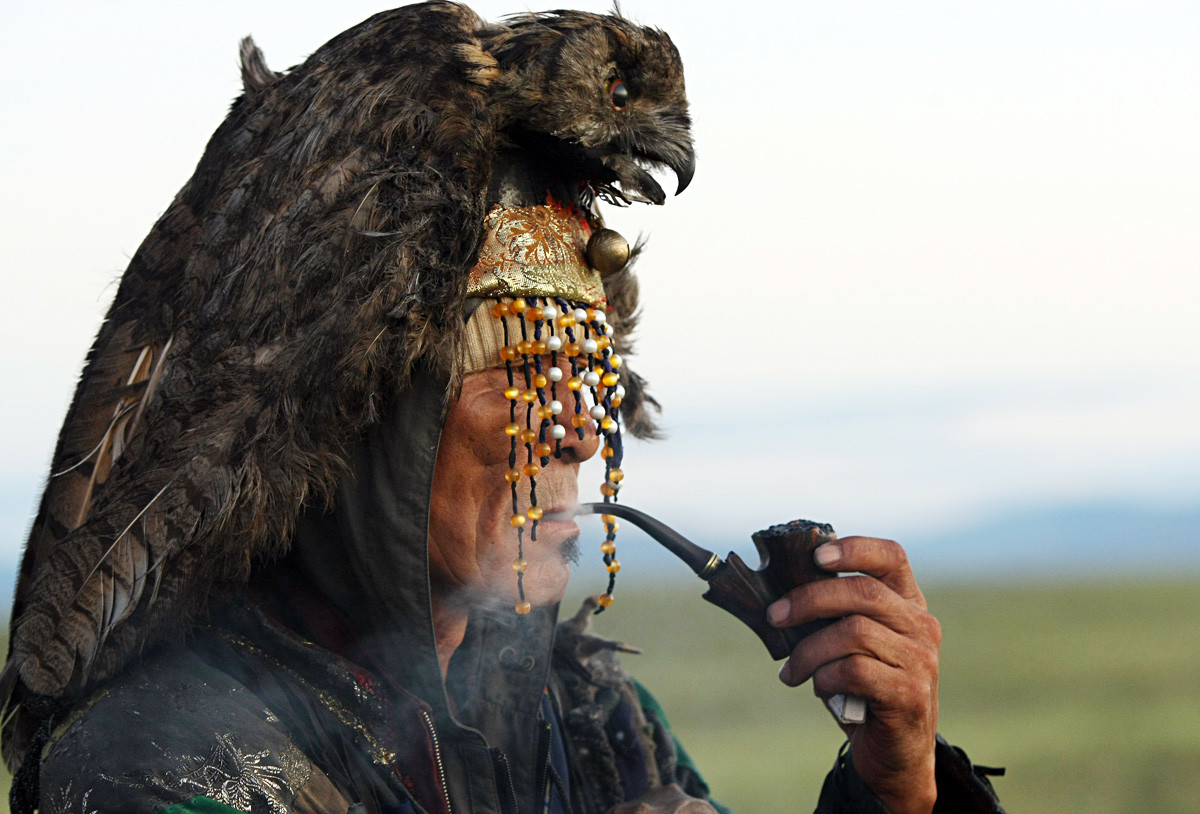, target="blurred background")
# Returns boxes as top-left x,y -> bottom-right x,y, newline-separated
2,1 -> 1198,811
